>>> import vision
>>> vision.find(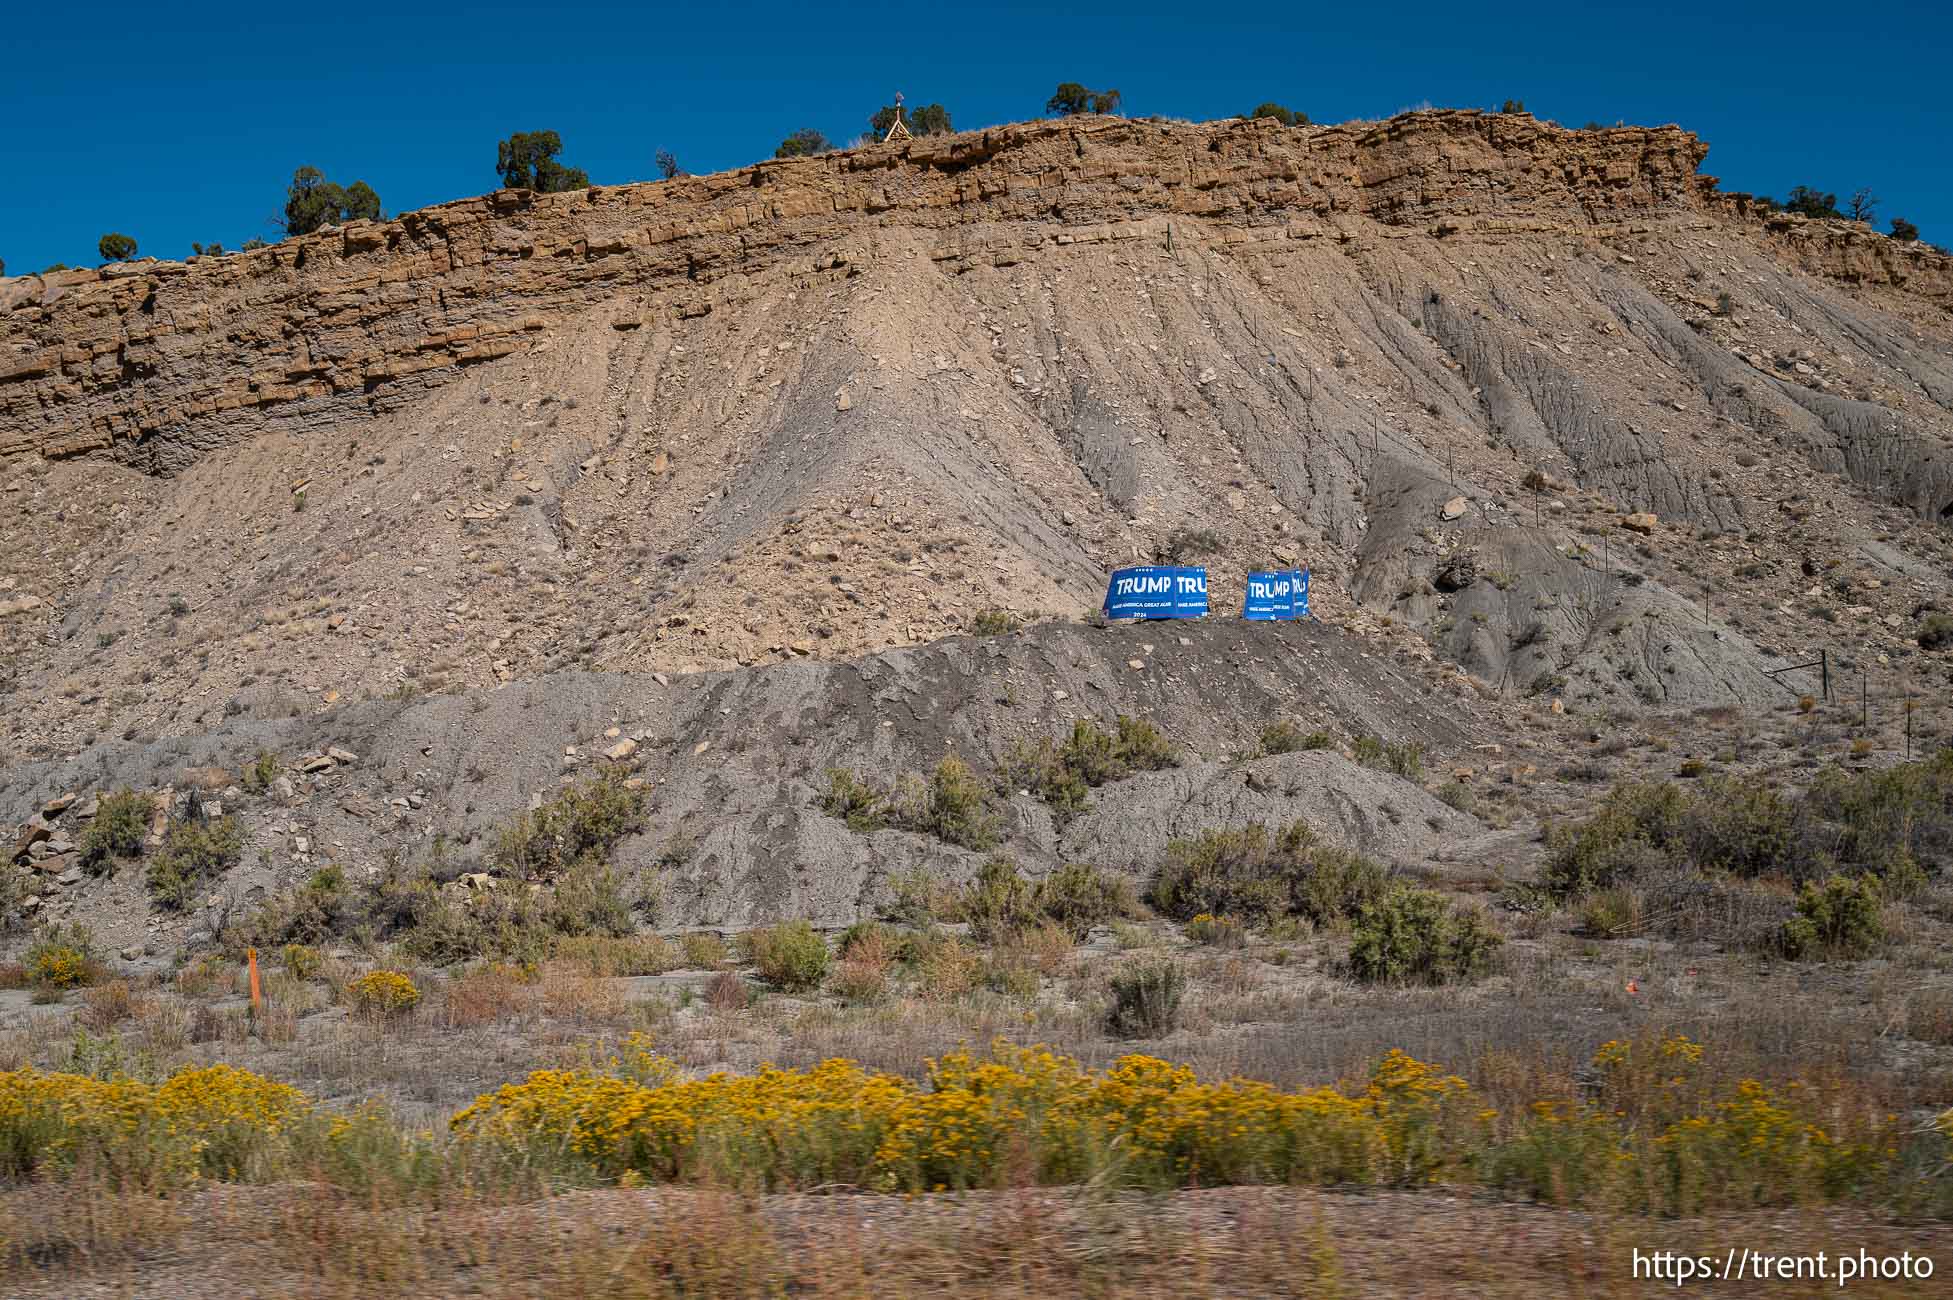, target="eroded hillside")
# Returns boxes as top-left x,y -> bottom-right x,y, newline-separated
3,109 -> 1952,765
